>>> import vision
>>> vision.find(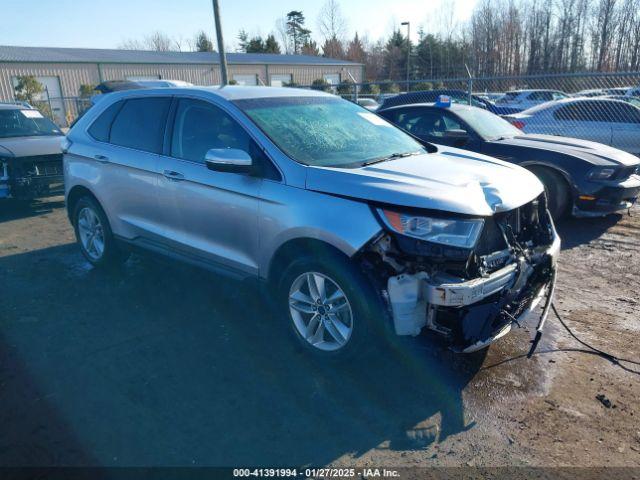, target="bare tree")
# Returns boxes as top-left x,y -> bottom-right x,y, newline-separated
317,0 -> 347,42
275,16 -> 291,54
119,31 -> 179,52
